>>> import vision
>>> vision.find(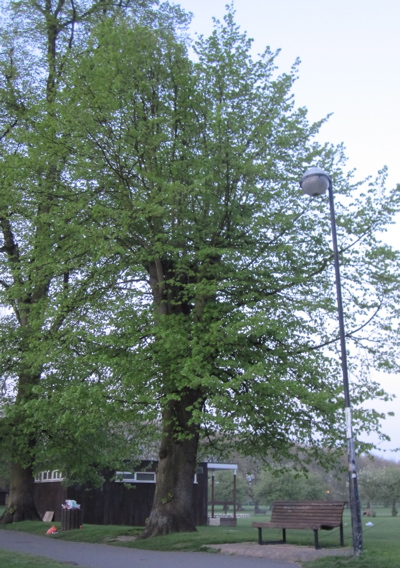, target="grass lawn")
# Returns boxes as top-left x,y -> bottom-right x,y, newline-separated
303,509 -> 400,568
0,549 -> 76,568
1,507 -> 400,567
